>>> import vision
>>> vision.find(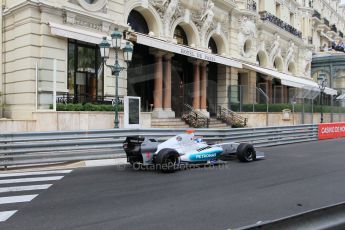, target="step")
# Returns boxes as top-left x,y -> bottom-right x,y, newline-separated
151,123 -> 188,127
151,118 -> 183,122
151,120 -> 187,124
209,121 -> 224,124
151,125 -> 190,128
